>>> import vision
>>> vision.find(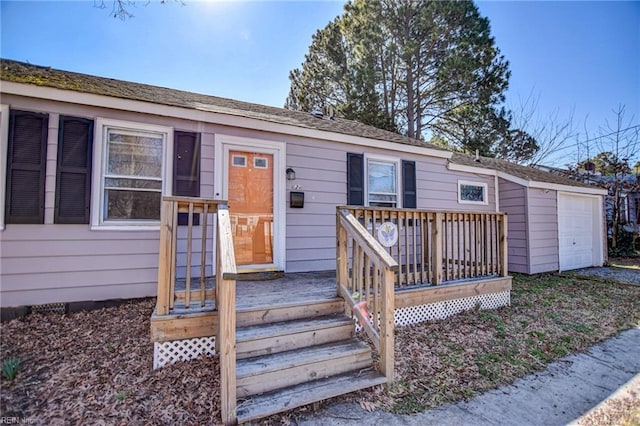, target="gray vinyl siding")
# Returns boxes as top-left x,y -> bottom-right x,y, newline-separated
282,138 -> 496,272
416,157 -> 496,212
1,93 -> 501,305
498,178 -> 529,274
0,225 -> 159,307
526,188 -> 559,273
0,96 -> 217,307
